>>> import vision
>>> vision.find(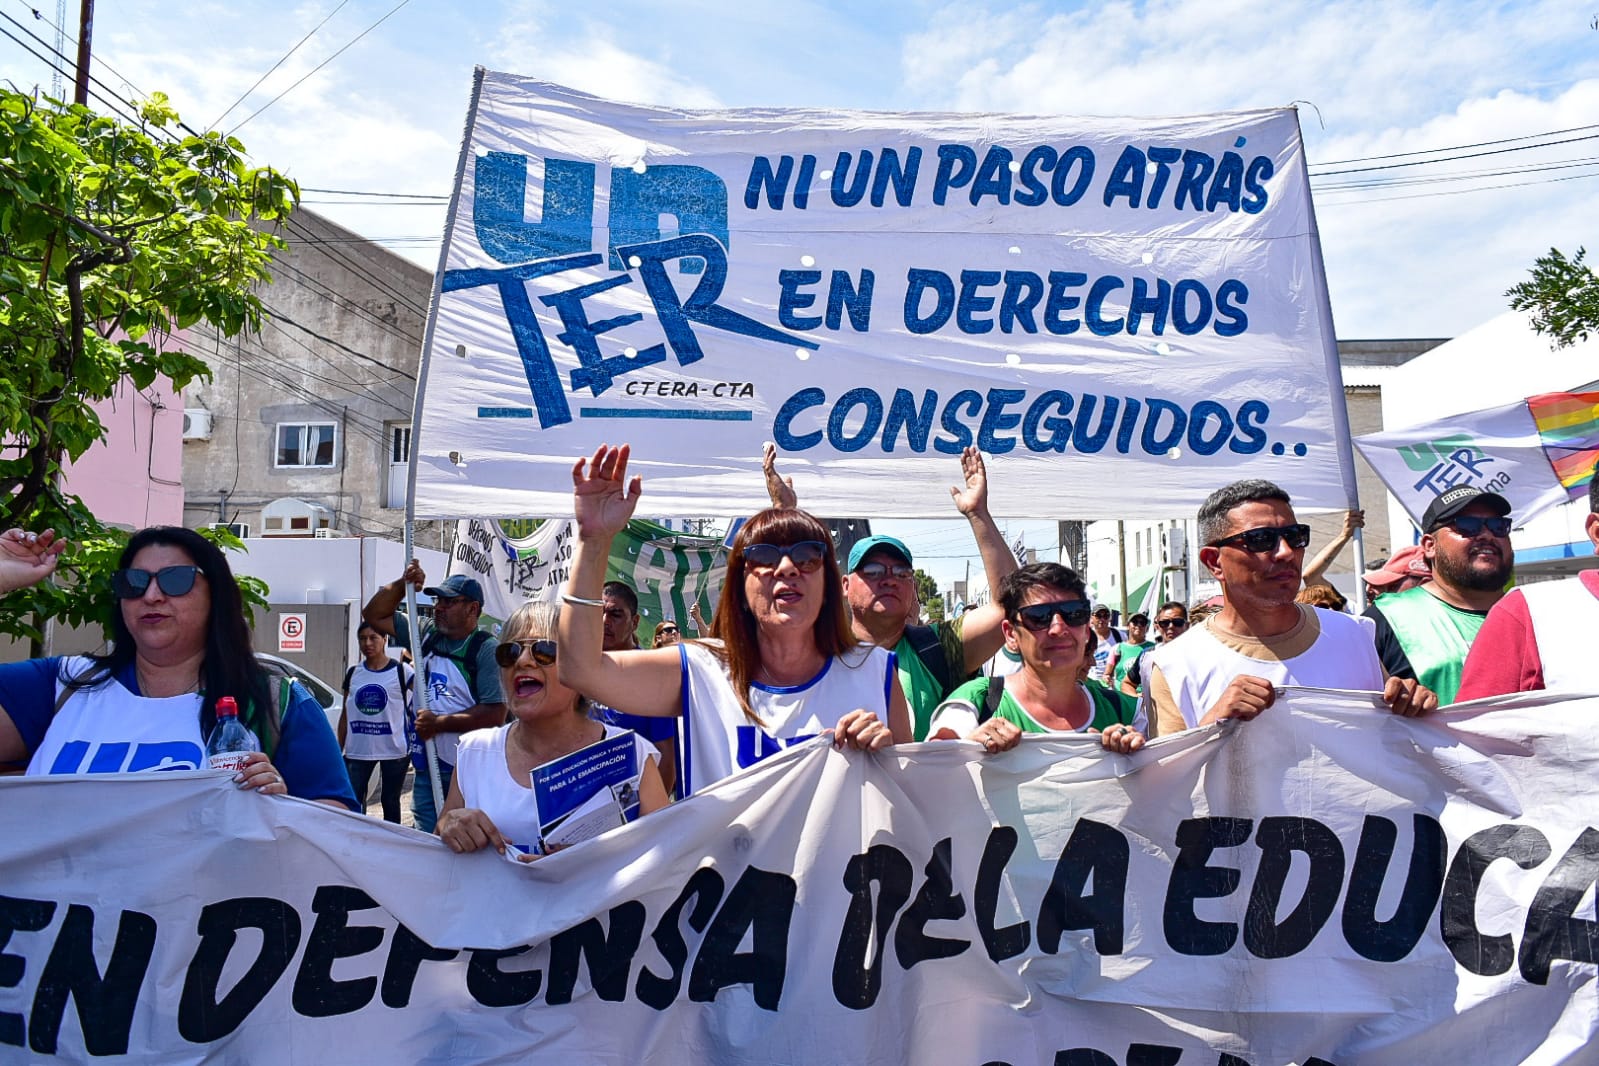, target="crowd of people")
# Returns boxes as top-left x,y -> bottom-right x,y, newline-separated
0,444 -> 1595,862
